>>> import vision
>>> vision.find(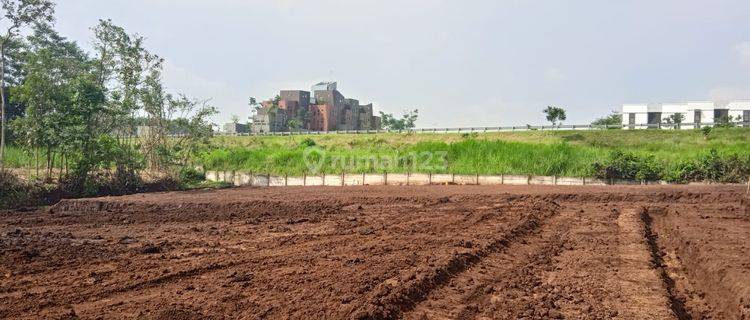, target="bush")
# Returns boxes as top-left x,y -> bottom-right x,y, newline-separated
0,171 -> 41,209
178,167 -> 206,184
592,150 -> 664,181
666,150 -> 750,183
299,138 -> 316,148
